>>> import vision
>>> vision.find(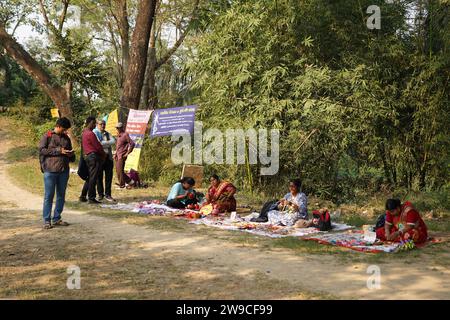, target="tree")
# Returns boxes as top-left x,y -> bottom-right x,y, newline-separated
0,0 -> 104,144
120,0 -> 157,110
140,0 -> 200,109
0,26 -> 73,121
